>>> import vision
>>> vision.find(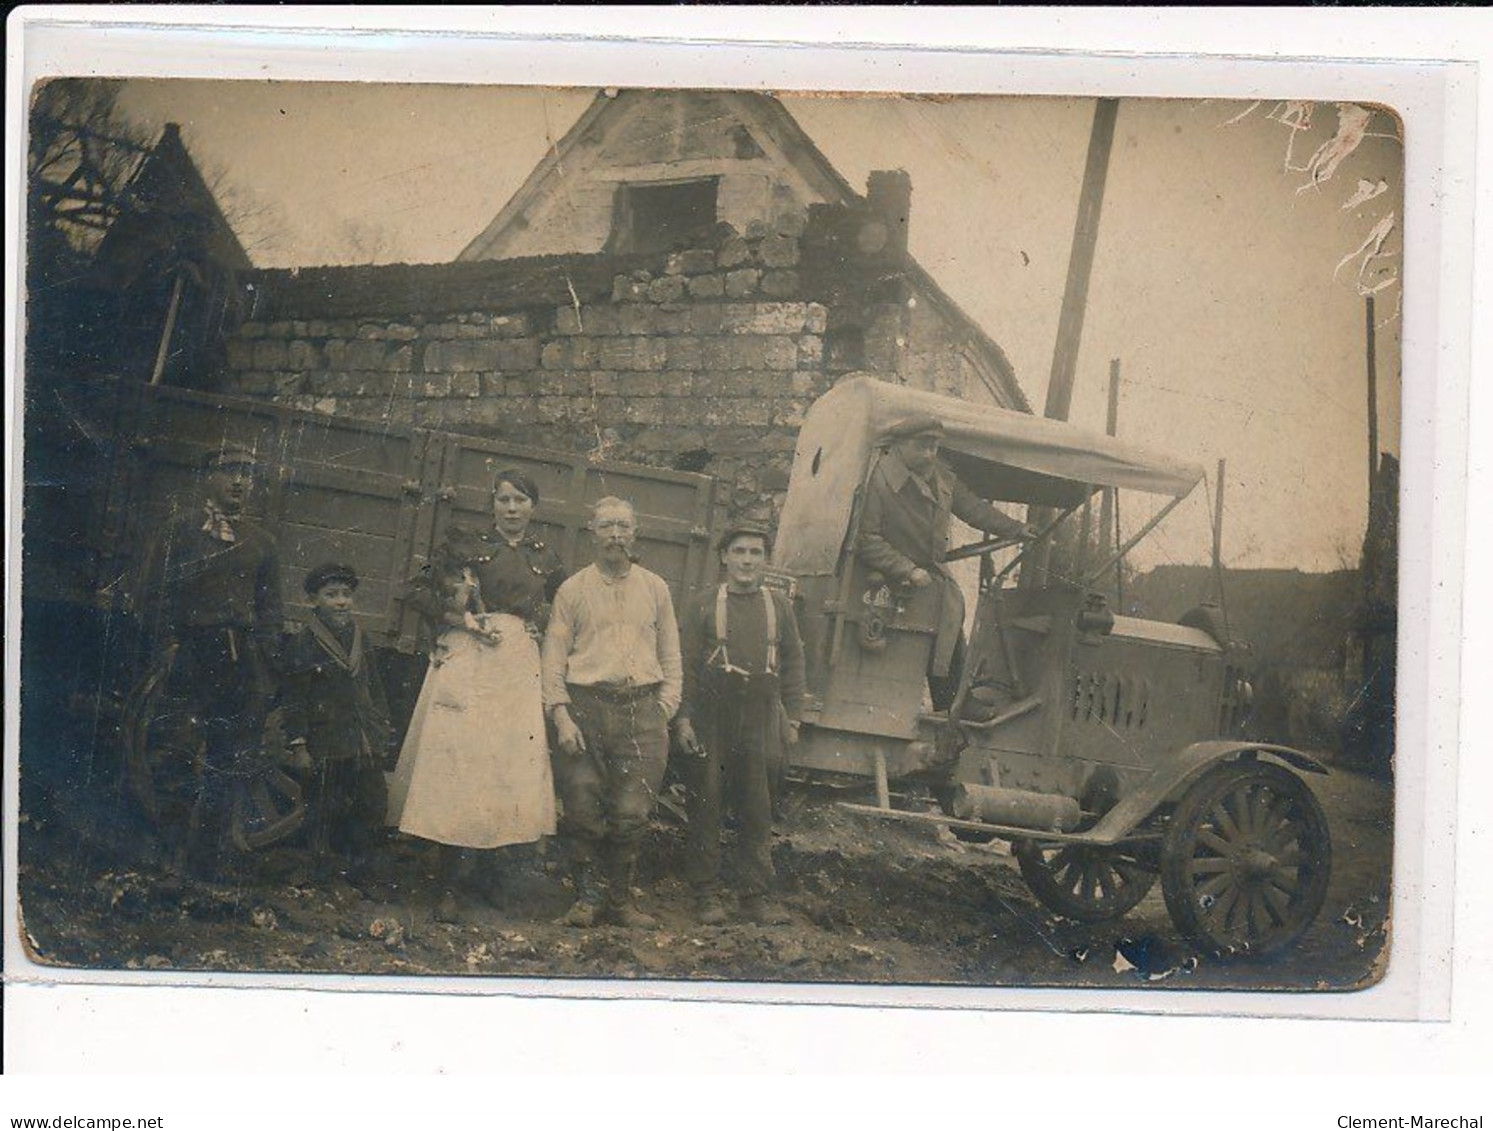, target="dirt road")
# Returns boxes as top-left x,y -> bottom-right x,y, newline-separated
17,763 -> 1390,993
